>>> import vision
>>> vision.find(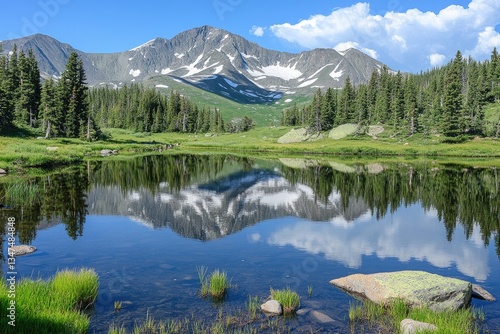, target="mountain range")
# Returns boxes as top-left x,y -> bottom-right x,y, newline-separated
0,25 -> 387,104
